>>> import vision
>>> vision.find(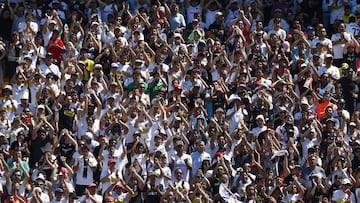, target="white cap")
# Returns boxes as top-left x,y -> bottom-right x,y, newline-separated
4,85 -> 12,91
90,22 -> 99,27
135,59 -> 144,64
301,97 -> 309,105
216,12 -> 223,17
84,132 -> 93,140
325,53 -> 333,58
36,173 -> 46,181
342,178 -> 352,185
94,64 -> 102,69
24,54 -> 32,60
37,105 -> 45,110
119,26 -> 127,33
111,63 -> 118,68
349,122 -> 357,127
49,20 -> 57,24
228,94 -> 241,104
173,33 -> 182,38
20,91 -> 29,100
159,128 -> 166,135
256,114 -> 265,121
